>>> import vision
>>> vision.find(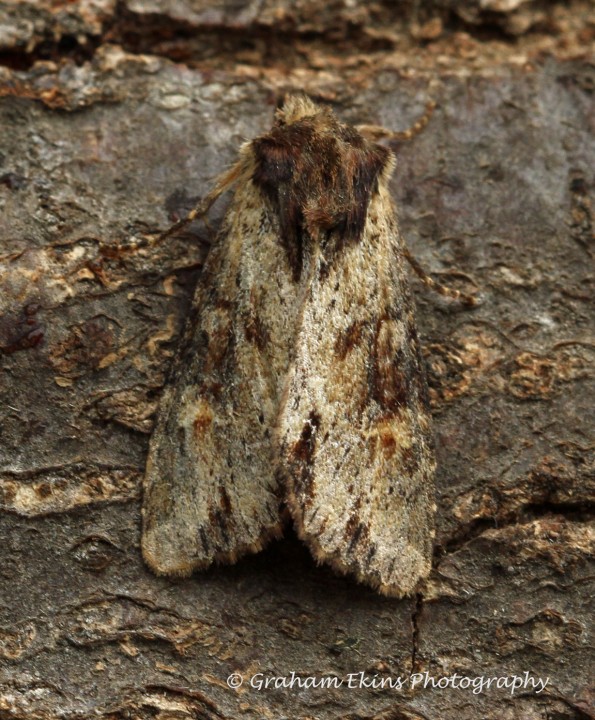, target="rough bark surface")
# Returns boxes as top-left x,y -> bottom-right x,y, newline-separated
0,1 -> 593,719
